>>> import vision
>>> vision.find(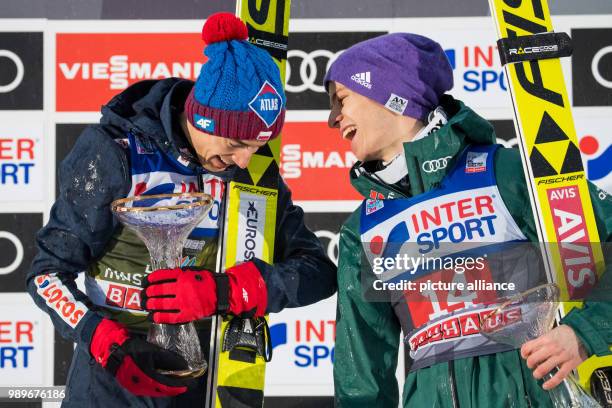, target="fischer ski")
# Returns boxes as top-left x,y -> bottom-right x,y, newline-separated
487,0 -> 611,391
205,1 -> 290,407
